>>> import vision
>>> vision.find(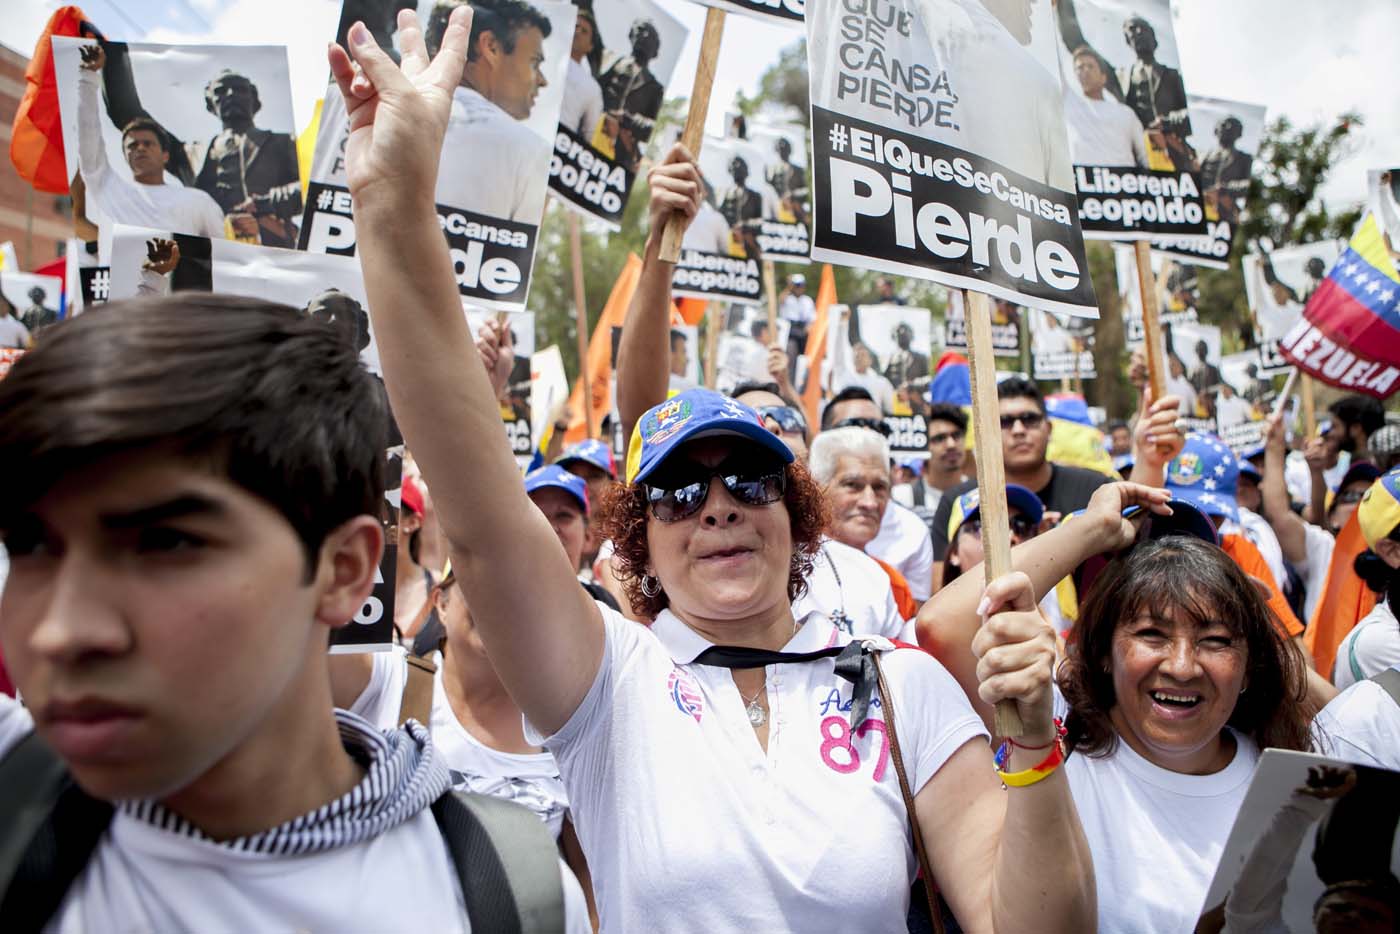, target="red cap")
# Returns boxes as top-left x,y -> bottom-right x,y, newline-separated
401,476 -> 425,516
